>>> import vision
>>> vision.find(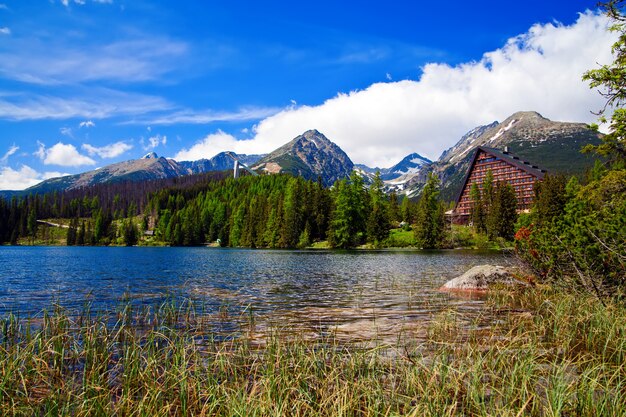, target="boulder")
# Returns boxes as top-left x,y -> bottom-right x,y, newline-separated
441,264 -> 527,292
